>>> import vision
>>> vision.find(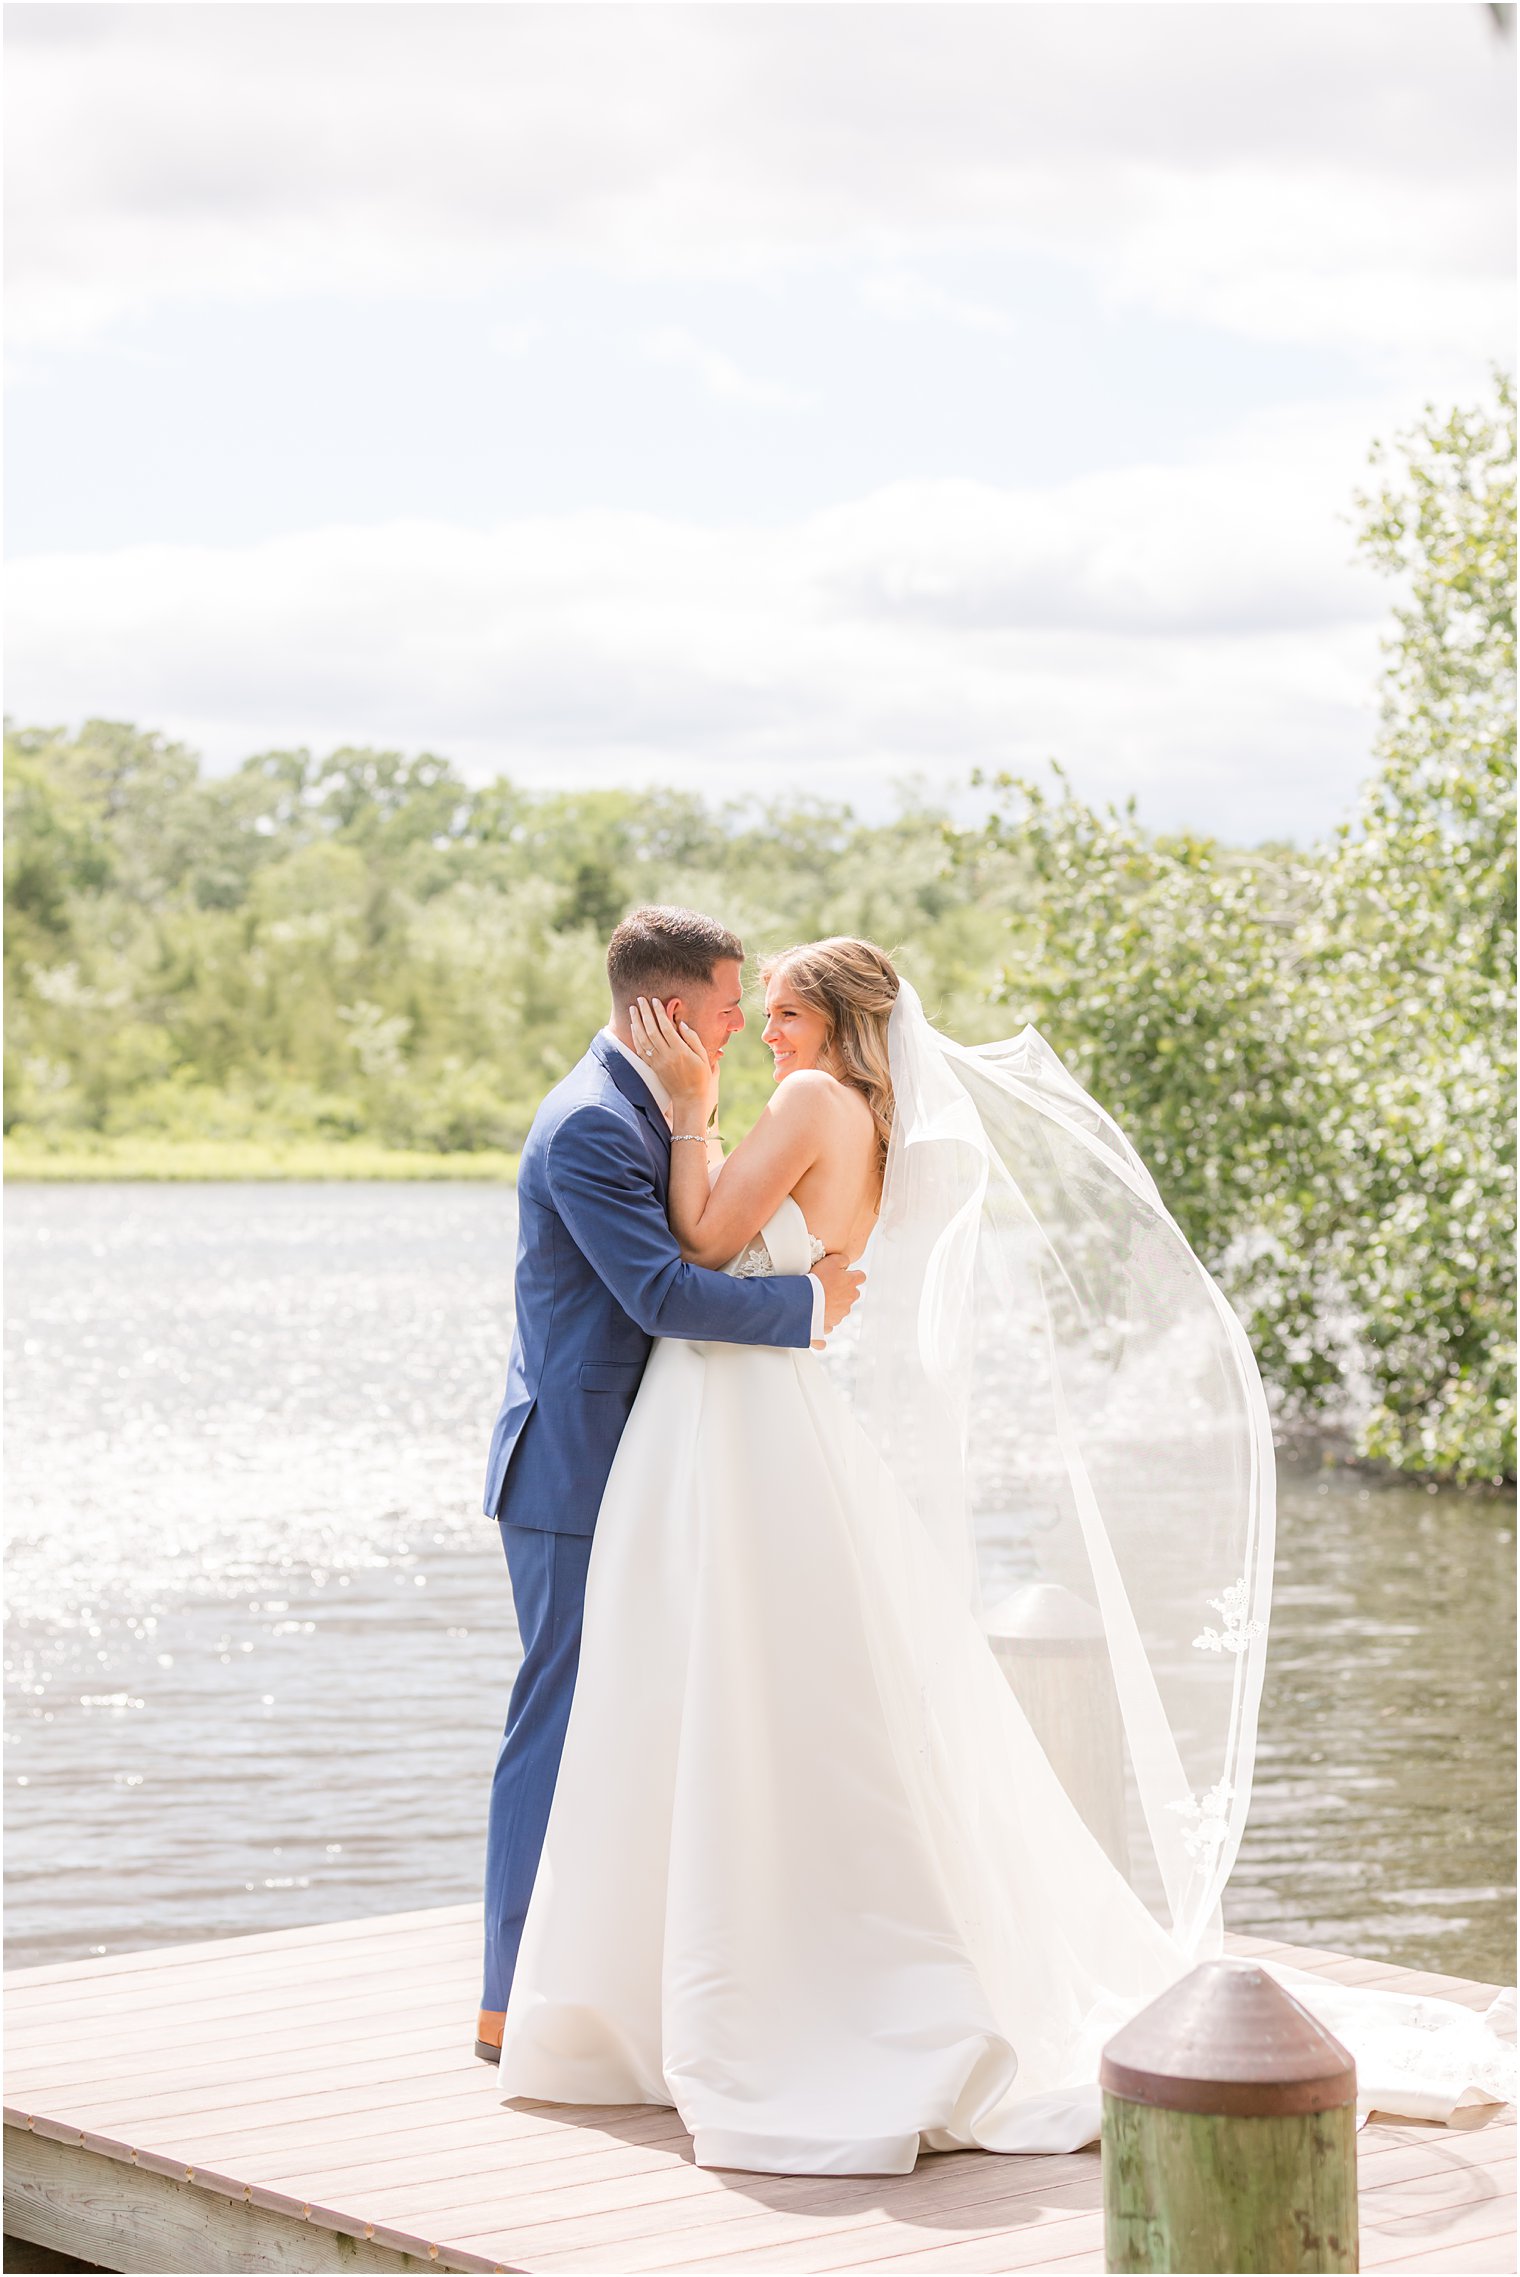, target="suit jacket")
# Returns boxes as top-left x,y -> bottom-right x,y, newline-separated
483,1031 -> 813,1534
